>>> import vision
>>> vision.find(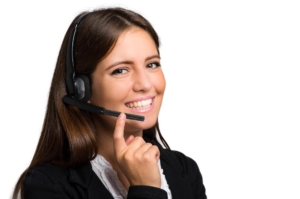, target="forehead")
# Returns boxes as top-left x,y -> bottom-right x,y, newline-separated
107,27 -> 158,59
